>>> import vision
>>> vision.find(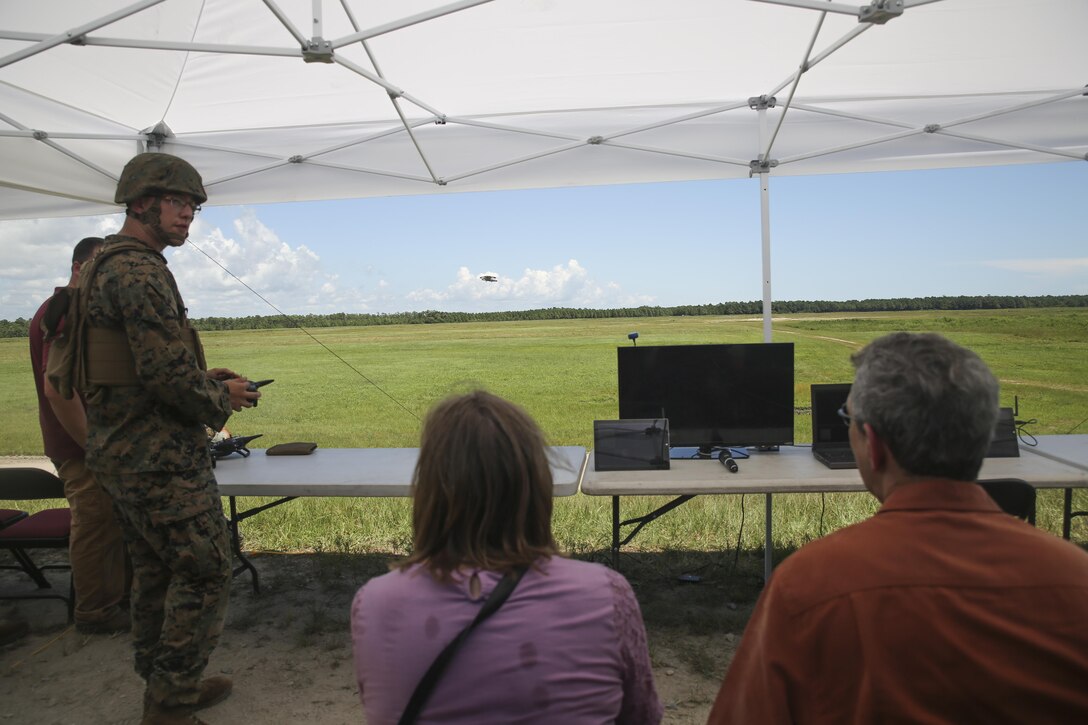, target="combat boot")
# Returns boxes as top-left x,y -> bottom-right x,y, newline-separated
143,675 -> 233,717
140,707 -> 207,725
